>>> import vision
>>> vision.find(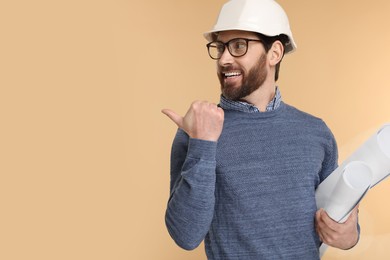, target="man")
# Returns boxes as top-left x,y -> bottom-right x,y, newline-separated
162,0 -> 359,259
